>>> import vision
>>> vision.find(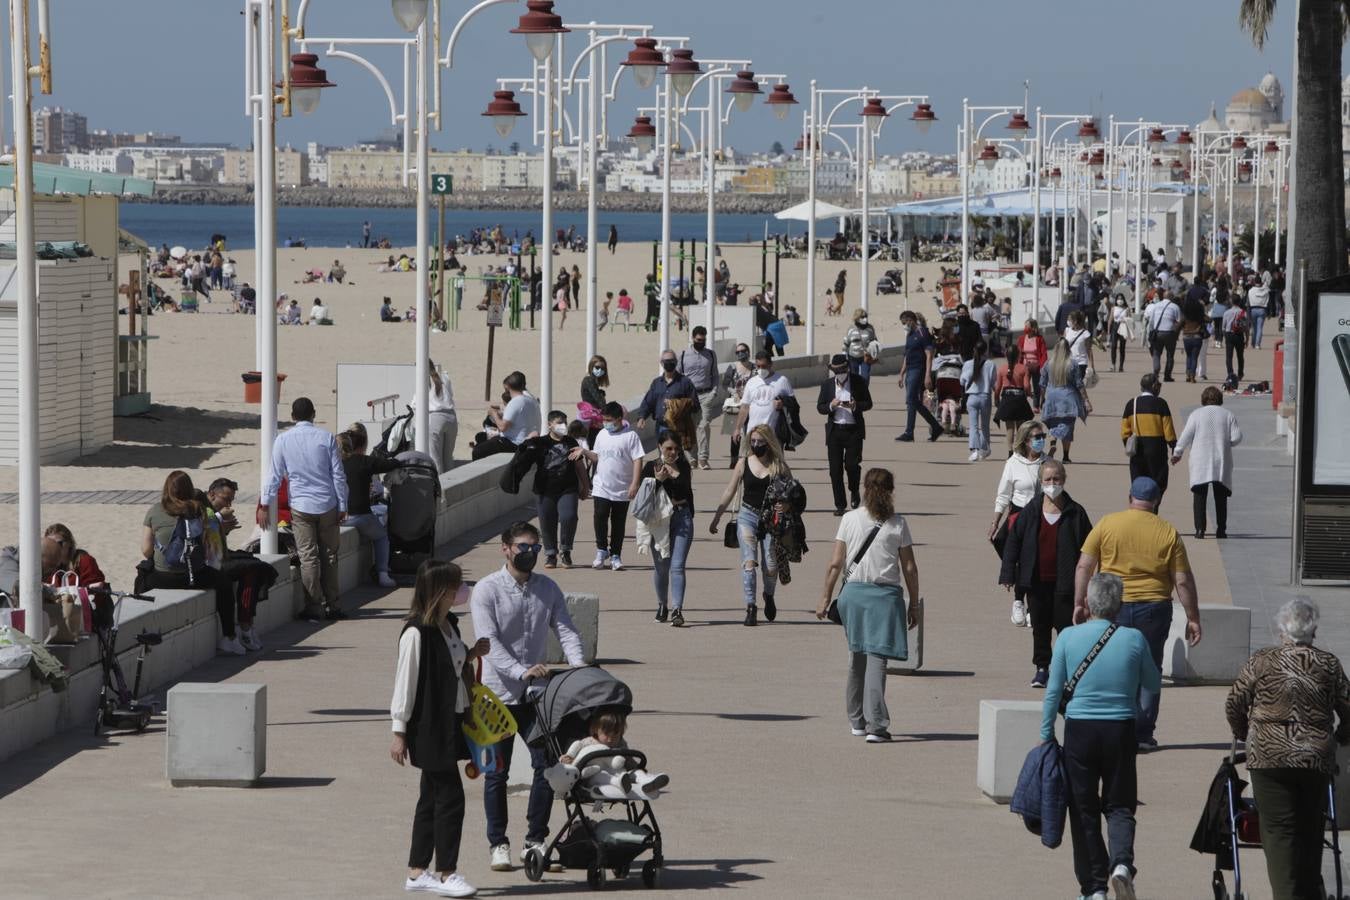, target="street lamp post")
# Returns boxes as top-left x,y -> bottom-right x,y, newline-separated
960,100 -> 1026,292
